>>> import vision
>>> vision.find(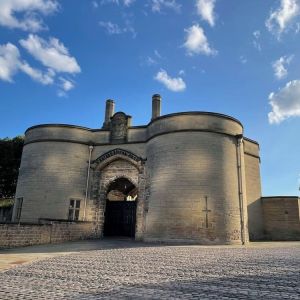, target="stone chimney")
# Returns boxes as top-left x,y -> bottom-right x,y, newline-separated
152,94 -> 161,120
102,99 -> 115,129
